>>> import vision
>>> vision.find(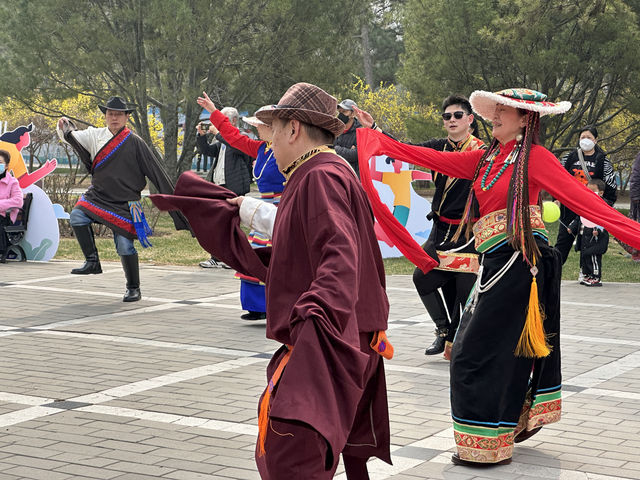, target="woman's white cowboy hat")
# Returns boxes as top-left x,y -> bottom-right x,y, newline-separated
242,105 -> 272,127
469,88 -> 571,121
